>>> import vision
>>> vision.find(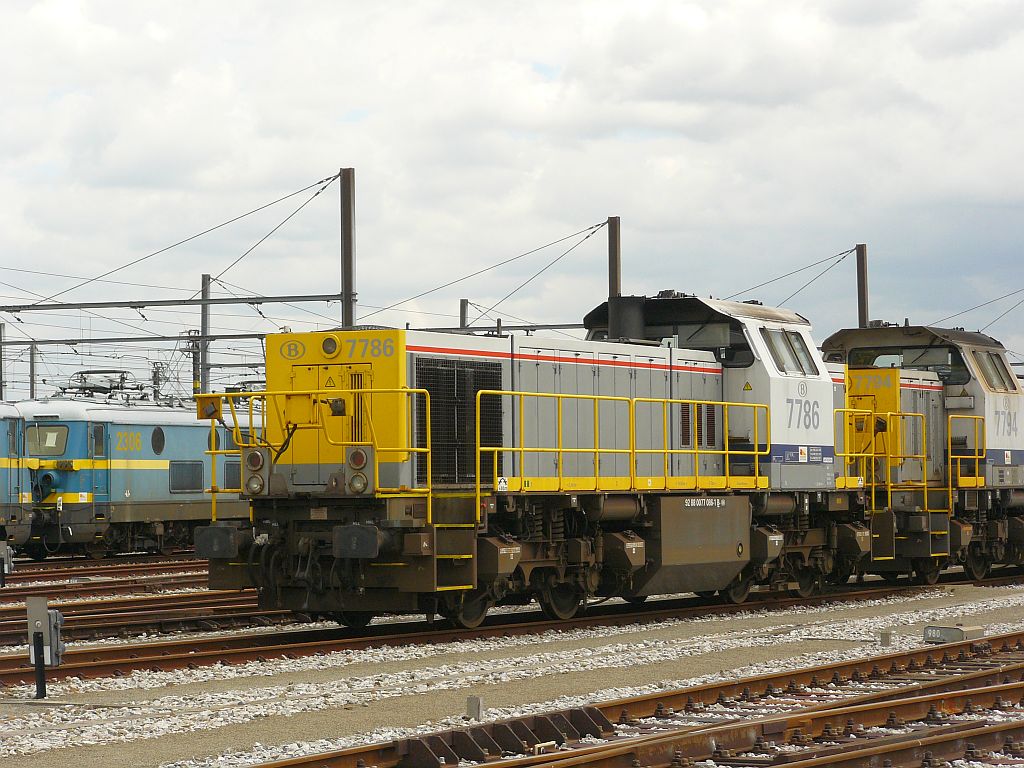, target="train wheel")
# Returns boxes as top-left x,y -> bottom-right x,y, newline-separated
881,572 -> 901,585
721,577 -> 752,605
965,551 -> 990,581
622,595 -> 648,605
540,584 -> 583,620
335,611 -> 375,629
913,559 -> 941,586
790,569 -> 819,598
449,593 -> 492,630
86,545 -> 109,560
